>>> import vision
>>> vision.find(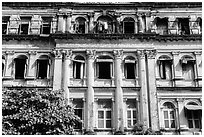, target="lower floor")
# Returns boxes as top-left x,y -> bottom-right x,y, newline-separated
68,88 -> 202,135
